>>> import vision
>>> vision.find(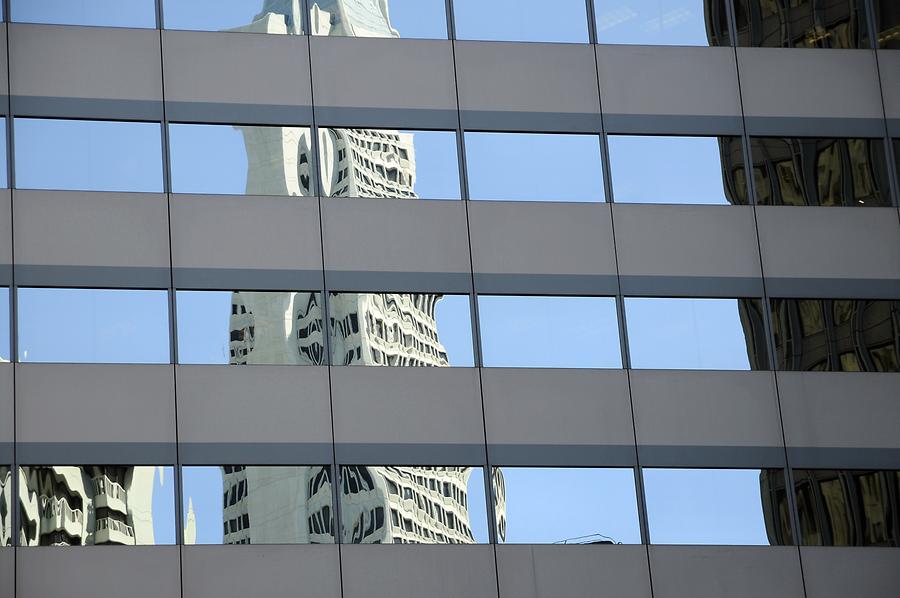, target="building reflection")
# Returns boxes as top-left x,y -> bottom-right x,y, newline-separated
732,0 -> 872,48
1,466 -> 10,546
18,466 -> 162,546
